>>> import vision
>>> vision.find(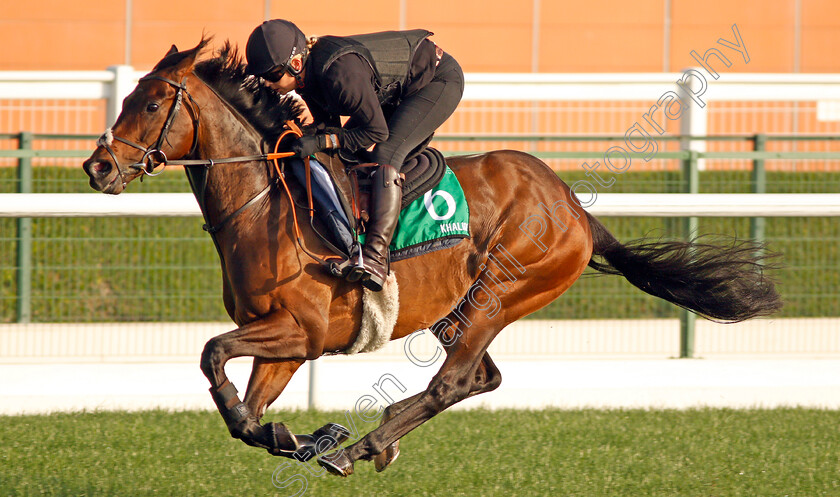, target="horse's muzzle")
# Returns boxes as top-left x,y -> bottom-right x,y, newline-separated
83,157 -> 120,194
